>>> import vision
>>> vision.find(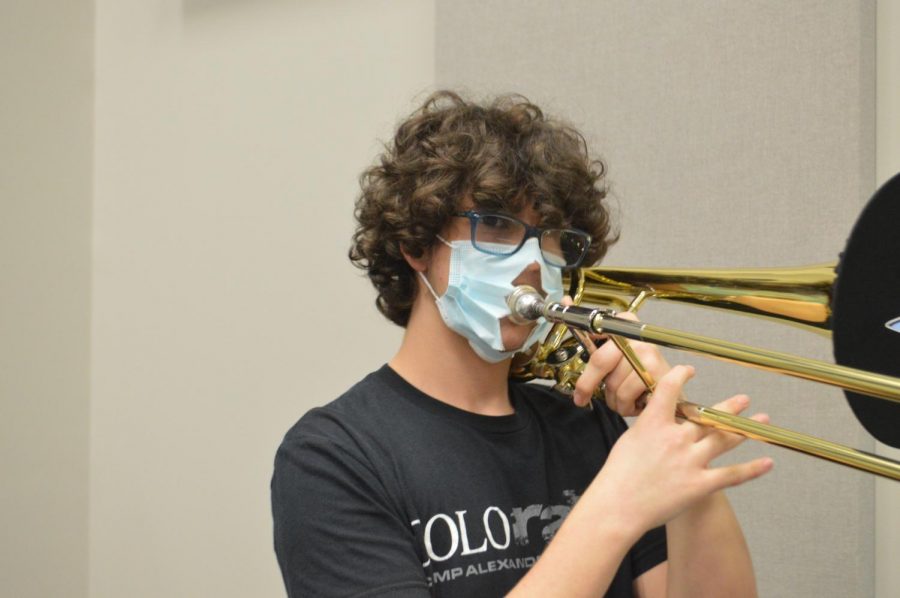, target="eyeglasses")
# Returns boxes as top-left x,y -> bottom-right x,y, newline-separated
453,210 -> 592,268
